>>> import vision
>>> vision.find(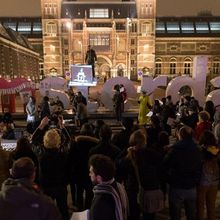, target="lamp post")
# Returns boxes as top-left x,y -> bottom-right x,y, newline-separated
126,18 -> 132,78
